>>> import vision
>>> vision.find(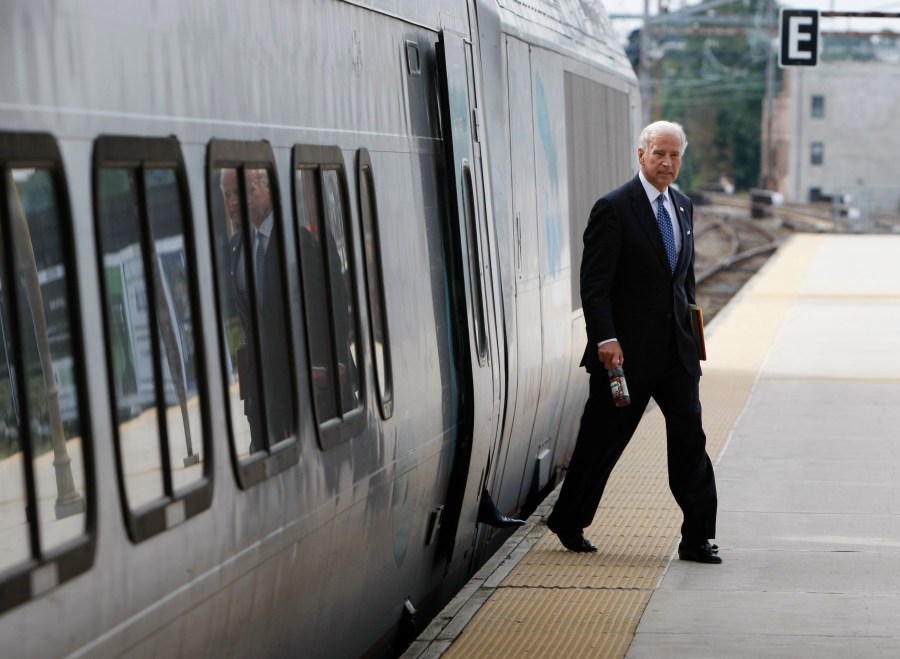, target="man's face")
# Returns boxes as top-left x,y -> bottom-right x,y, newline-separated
220,169 -> 242,226
638,130 -> 683,192
219,169 -> 271,228
245,171 -> 271,228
